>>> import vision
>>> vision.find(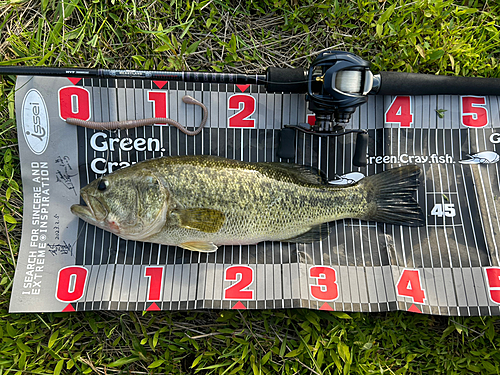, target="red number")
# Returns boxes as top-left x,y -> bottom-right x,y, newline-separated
485,268 -> 500,304
307,114 -> 316,126
385,96 -> 413,127
461,96 -> 488,128
58,86 -> 91,121
224,266 -> 254,299
56,266 -> 88,302
228,94 -> 255,128
144,266 -> 164,301
396,269 -> 426,303
309,266 -> 339,301
148,91 -> 168,118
